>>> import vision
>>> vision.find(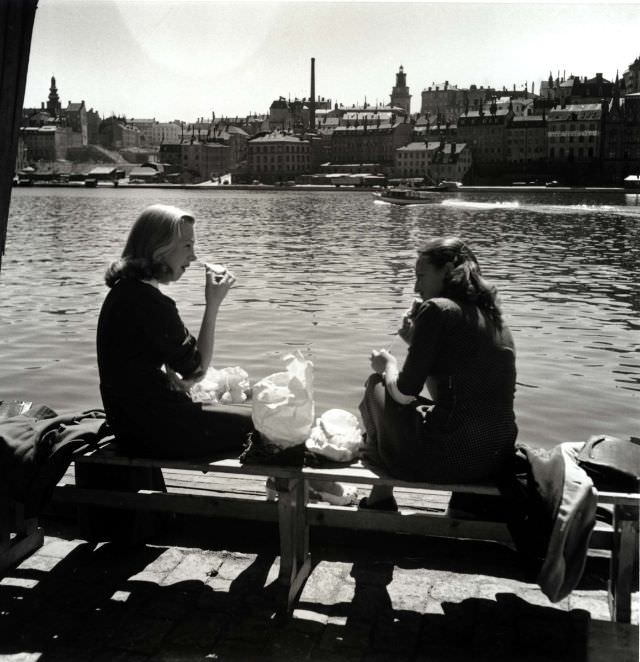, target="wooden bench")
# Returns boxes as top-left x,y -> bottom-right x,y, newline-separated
3,440 -> 638,623
302,463 -> 639,624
